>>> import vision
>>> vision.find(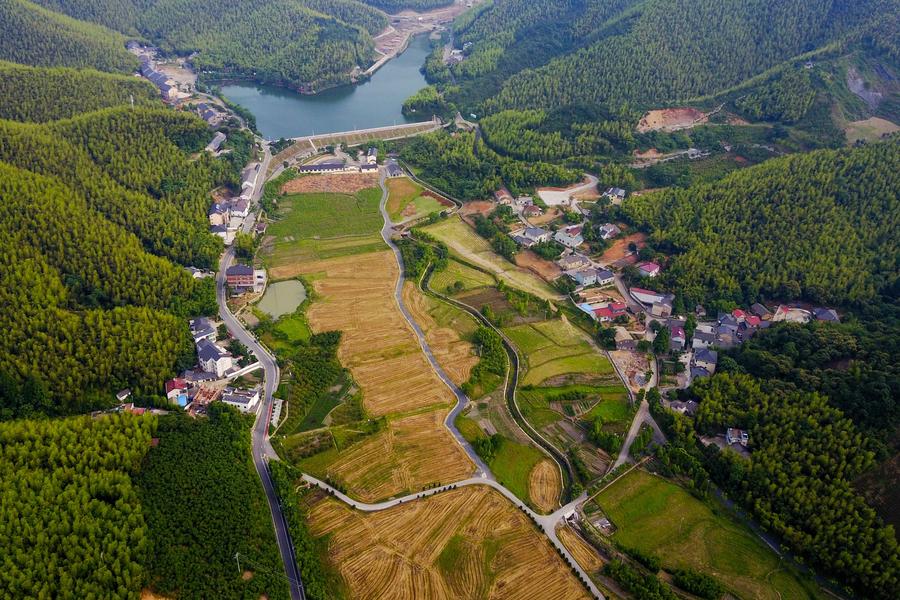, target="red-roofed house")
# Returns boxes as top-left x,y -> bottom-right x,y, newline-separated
165,378 -> 187,401
637,261 -> 661,277
746,315 -> 761,327
594,302 -> 627,322
732,308 -> 746,322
